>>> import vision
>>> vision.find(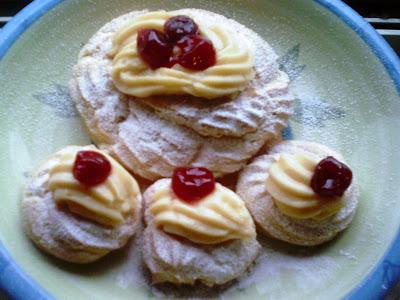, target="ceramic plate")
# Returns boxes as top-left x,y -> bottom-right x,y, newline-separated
1,0 -> 400,299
